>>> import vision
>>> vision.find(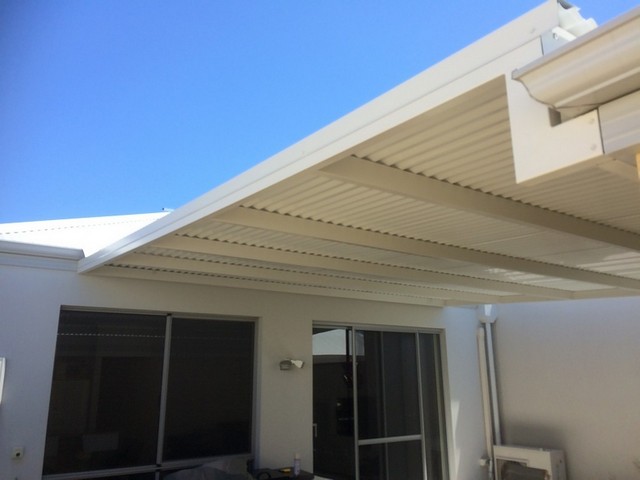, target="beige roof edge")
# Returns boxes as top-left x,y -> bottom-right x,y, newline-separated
78,1 -> 560,274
